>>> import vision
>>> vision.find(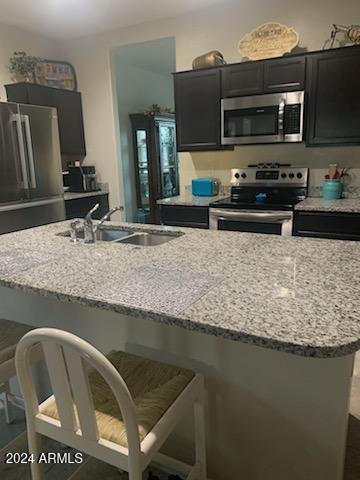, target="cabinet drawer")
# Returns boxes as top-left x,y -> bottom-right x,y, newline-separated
160,205 -> 209,228
294,211 -> 360,240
